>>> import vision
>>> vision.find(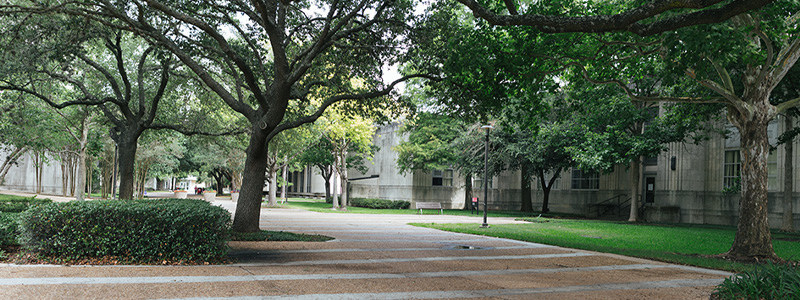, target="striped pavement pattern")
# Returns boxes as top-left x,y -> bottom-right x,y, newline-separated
1,201 -> 731,299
